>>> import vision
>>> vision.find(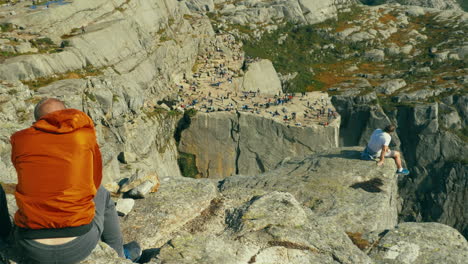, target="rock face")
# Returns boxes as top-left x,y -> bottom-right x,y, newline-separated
124,147 -> 399,263
331,91 -> 400,148
0,0 -> 207,183
359,0 -> 462,10
221,147 -> 399,234
178,111 -> 340,178
120,177 -> 219,249
369,222 -> 468,264
395,101 -> 468,238
0,1 -> 467,263
240,59 -> 282,96
121,148 -> 463,264
376,79 -> 407,95
332,92 -> 468,238
155,191 -> 373,264
185,0 -> 215,12
215,0 -> 356,26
